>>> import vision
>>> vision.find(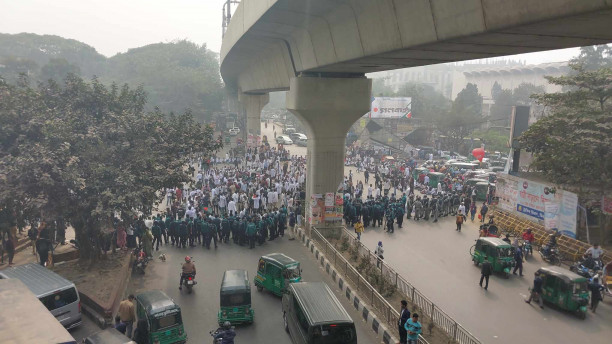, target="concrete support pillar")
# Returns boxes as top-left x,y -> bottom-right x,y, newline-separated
286,76 -> 371,225
239,93 -> 269,147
